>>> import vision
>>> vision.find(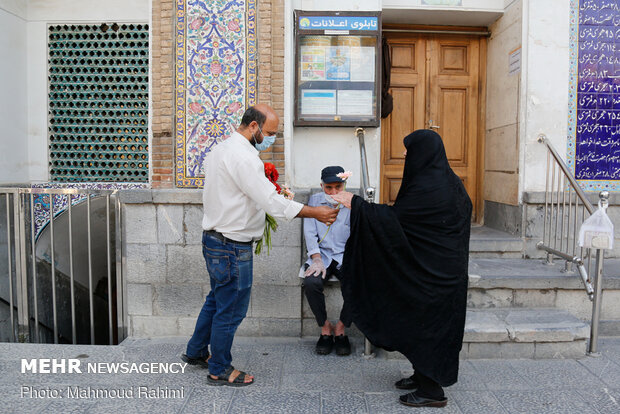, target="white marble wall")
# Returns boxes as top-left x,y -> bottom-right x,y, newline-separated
0,6 -> 27,184
0,5 -> 28,185
520,0 -> 571,195
484,0 -> 522,205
